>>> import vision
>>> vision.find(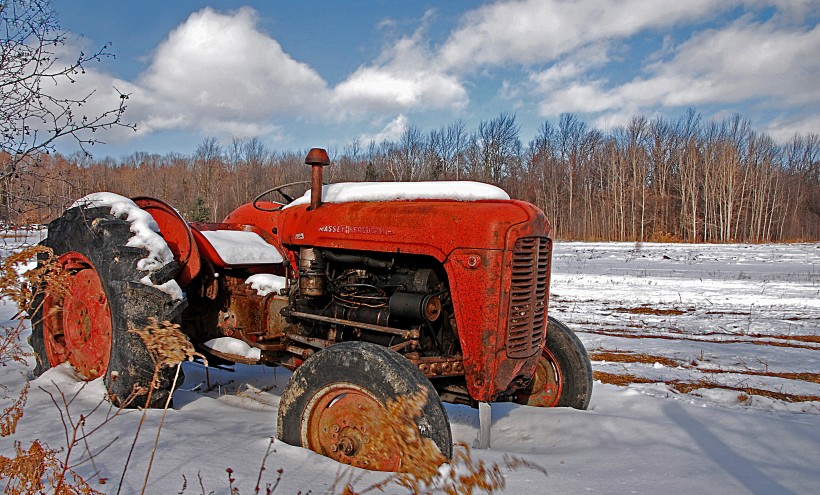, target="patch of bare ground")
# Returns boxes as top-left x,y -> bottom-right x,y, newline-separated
595,371 -> 820,403
582,329 -> 820,350
669,381 -> 820,403
613,306 -> 691,316
589,351 -> 680,368
591,350 -> 820,385
695,368 -> 820,384
593,371 -> 655,386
